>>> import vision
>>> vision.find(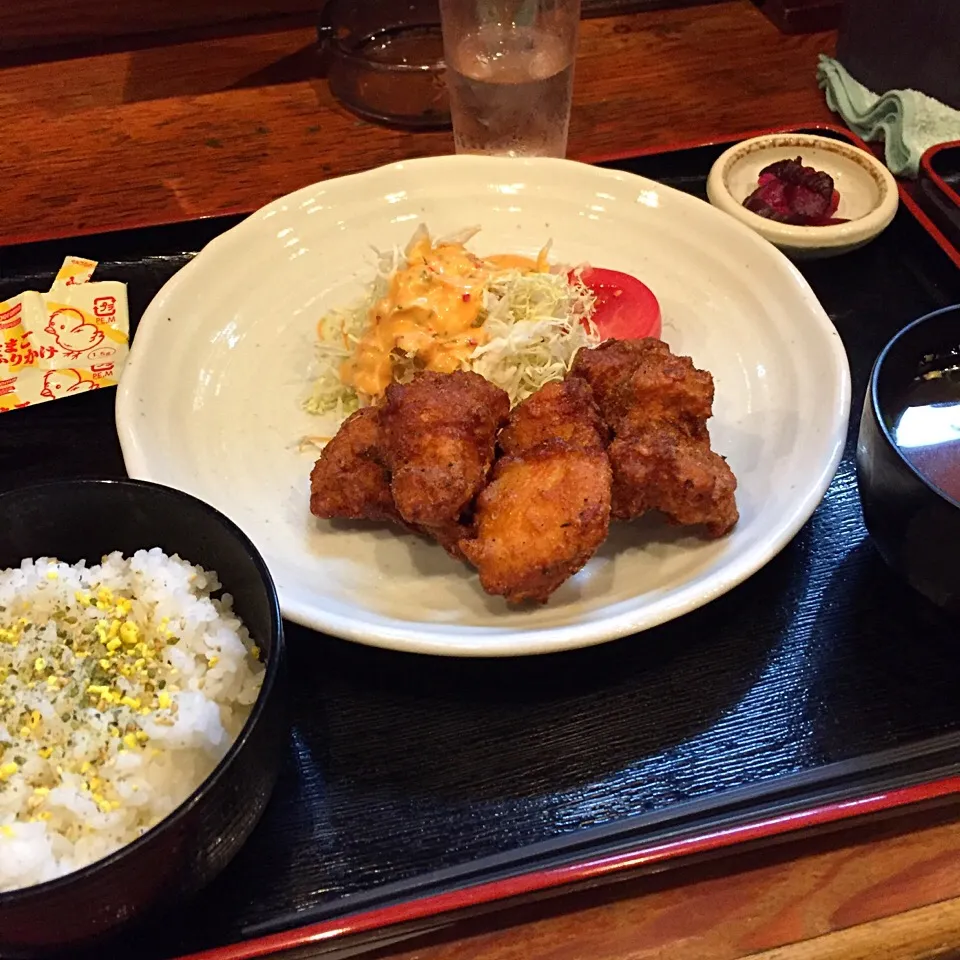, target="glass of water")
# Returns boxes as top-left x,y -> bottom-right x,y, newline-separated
438,0 -> 581,158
